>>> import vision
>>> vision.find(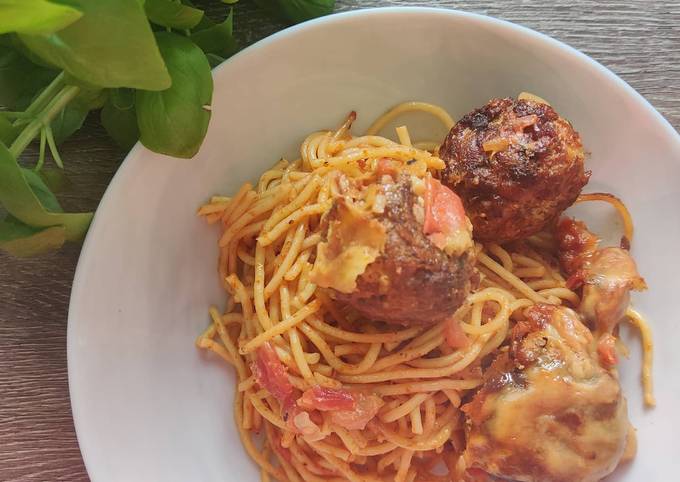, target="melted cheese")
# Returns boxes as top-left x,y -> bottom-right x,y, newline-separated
310,199 -> 386,294
465,307 -> 630,482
